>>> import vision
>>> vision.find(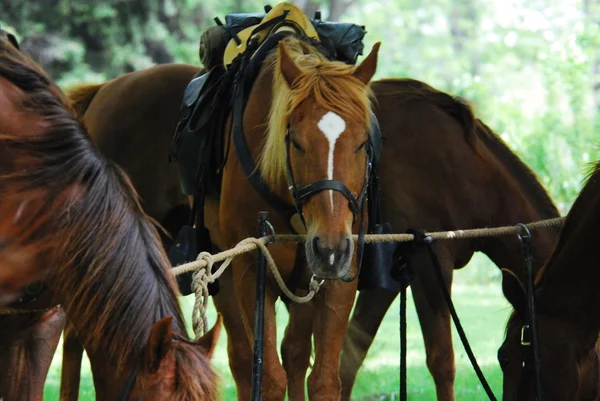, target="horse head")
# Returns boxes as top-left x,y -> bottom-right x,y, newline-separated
264,37 -> 381,279
127,315 -> 222,400
498,162 -> 600,401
